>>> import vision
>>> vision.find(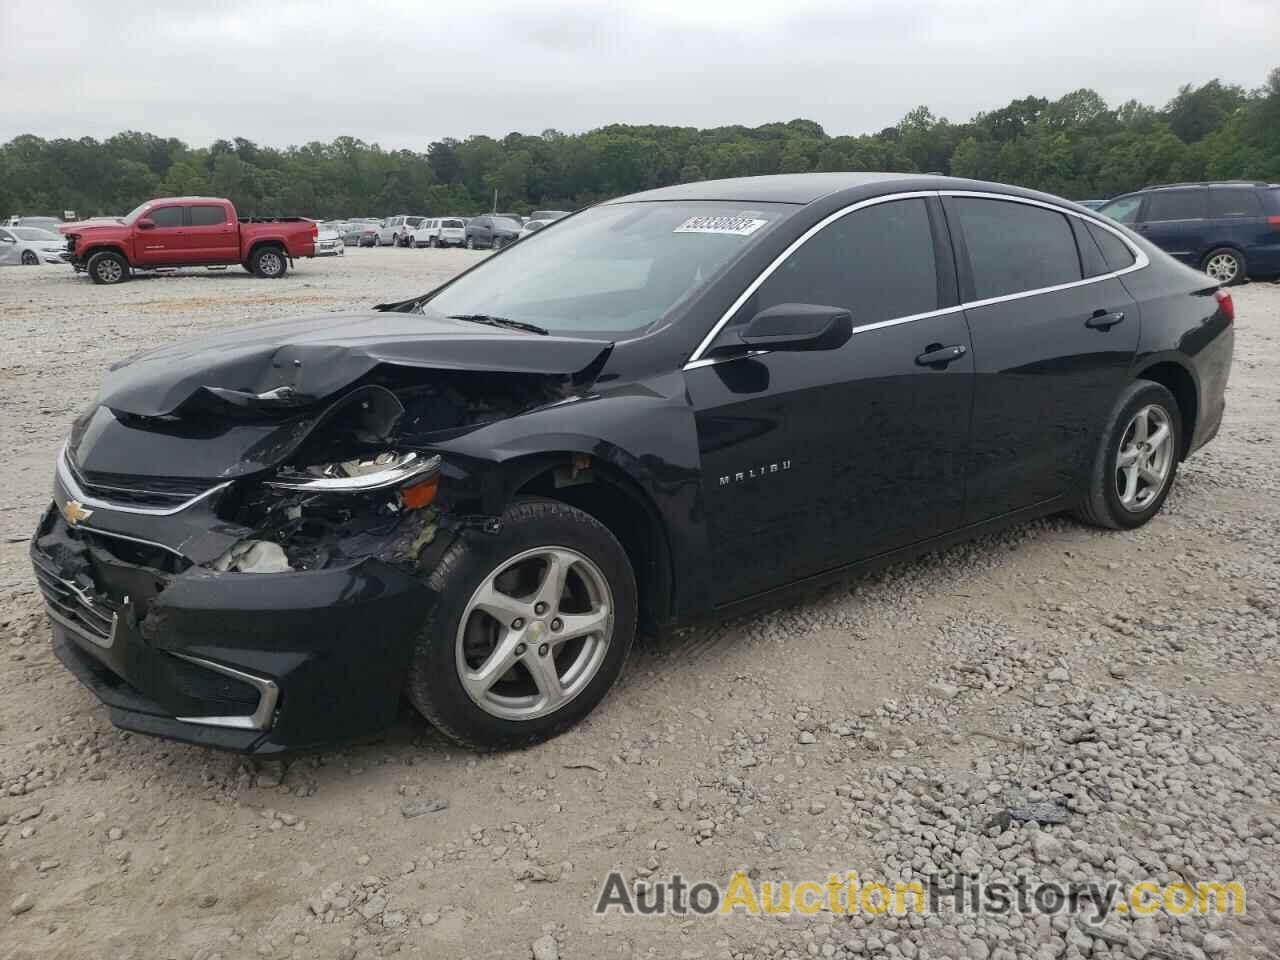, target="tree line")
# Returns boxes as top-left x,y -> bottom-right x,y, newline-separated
2,69 -> 1277,221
